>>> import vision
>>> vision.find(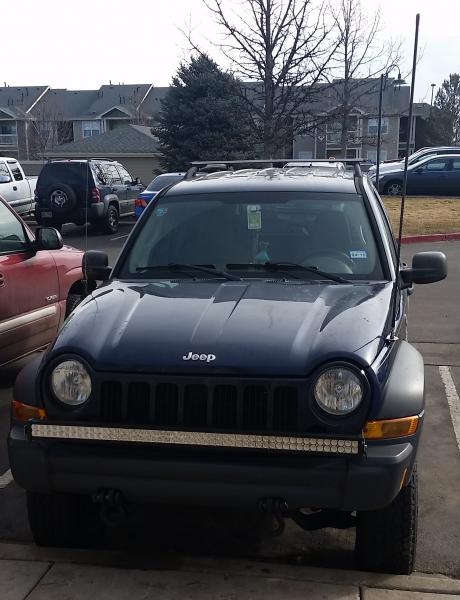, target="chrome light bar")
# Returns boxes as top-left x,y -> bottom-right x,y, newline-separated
29,423 -> 360,455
